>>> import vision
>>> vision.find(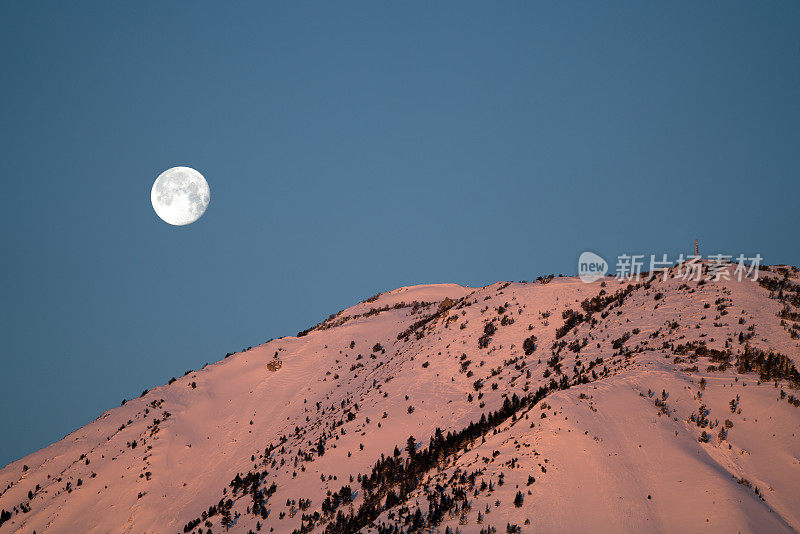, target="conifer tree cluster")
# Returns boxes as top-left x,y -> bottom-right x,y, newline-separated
317,383 -> 565,534
736,345 -> 800,386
